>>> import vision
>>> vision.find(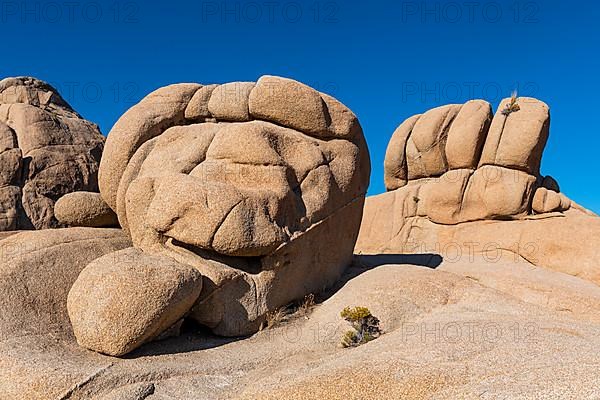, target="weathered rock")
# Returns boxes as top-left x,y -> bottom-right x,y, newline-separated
67,75 -> 370,354
479,97 -> 550,174
68,248 -> 203,356
445,99 -> 492,169
532,187 -> 560,213
0,228 -> 131,340
184,84 -> 218,121
3,253 -> 600,399
363,97 -> 599,285
0,77 -> 105,230
98,83 -> 202,211
405,104 -> 461,180
382,97 -> 570,225
0,186 -> 20,230
207,82 -> 254,121
357,198 -> 600,285
98,383 -> 156,400
187,197 -> 362,335
239,257 -> 600,399
383,115 -> 420,191
55,191 -> 119,227
248,75 -> 330,137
